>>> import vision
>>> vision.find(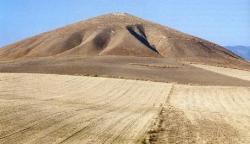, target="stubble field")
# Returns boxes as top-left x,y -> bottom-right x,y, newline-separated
151,85 -> 250,144
0,67 -> 250,144
0,73 -> 171,144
